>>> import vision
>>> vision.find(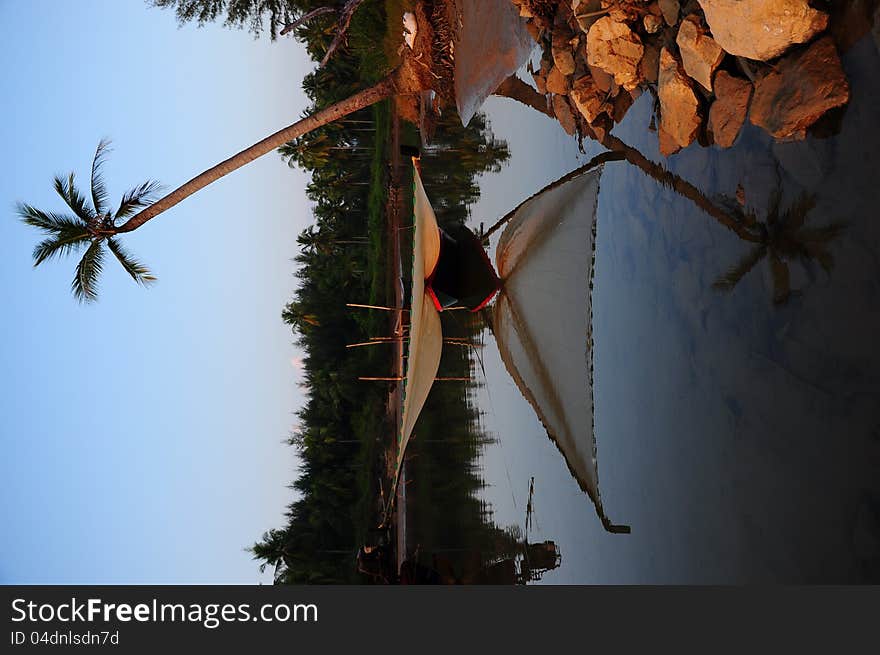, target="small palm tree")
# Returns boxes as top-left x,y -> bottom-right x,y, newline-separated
16,140 -> 160,302
713,192 -> 845,304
